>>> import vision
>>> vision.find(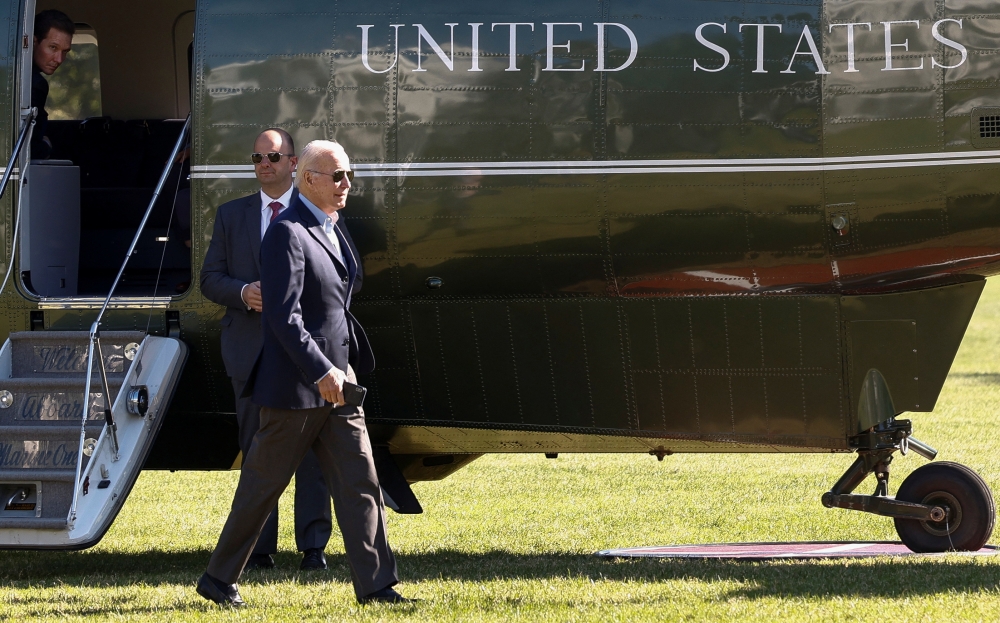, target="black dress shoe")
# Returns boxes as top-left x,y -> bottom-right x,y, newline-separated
244,553 -> 275,571
359,586 -> 415,604
196,572 -> 245,607
300,548 -> 327,570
